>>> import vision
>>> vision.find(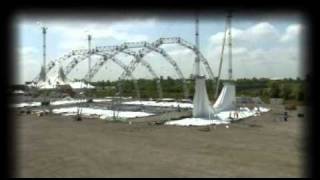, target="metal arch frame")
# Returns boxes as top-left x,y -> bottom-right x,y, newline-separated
153,37 -> 215,79
142,42 -> 189,99
152,37 -> 216,93
81,48 -> 122,80
103,41 -> 189,98
33,49 -> 89,81
63,52 -> 141,99
63,48 -> 117,76
92,42 -> 190,98
83,54 -> 109,81
84,49 -> 163,99
114,37 -> 214,98
107,56 -> 141,99
36,37 -> 214,82
37,37 -> 214,99
118,49 -> 163,99
97,38 -> 215,85
64,55 -> 89,76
